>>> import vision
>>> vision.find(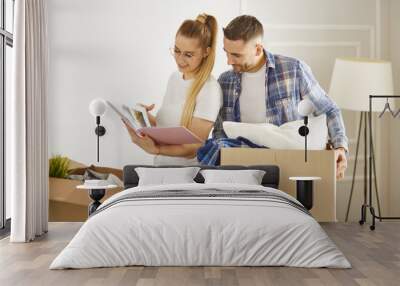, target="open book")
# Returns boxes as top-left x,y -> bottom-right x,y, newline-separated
106,100 -> 204,145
